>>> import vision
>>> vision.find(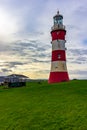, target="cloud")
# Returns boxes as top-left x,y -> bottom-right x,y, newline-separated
67,49 -> 87,64
7,61 -> 25,68
1,68 -> 12,73
0,39 -> 51,78
11,40 -> 51,60
69,70 -> 87,79
0,42 -> 10,52
0,8 -> 20,42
